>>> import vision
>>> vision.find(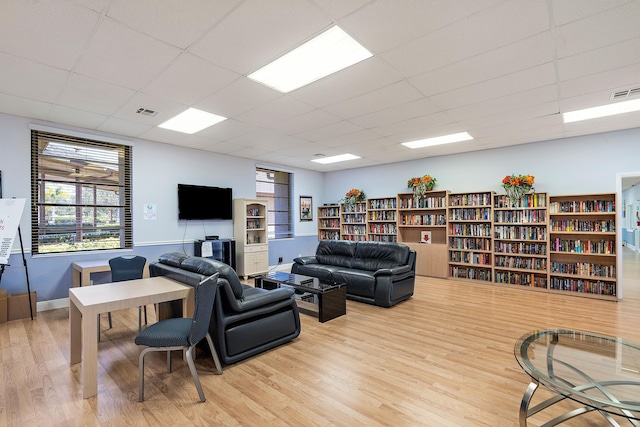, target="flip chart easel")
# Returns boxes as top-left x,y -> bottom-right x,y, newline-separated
0,198 -> 33,320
